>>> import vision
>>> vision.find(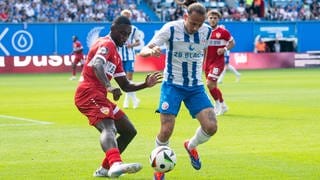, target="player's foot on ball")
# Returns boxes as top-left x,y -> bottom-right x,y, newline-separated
108,162 -> 142,178
93,166 -> 109,177
153,171 -> 165,180
184,140 -> 201,170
